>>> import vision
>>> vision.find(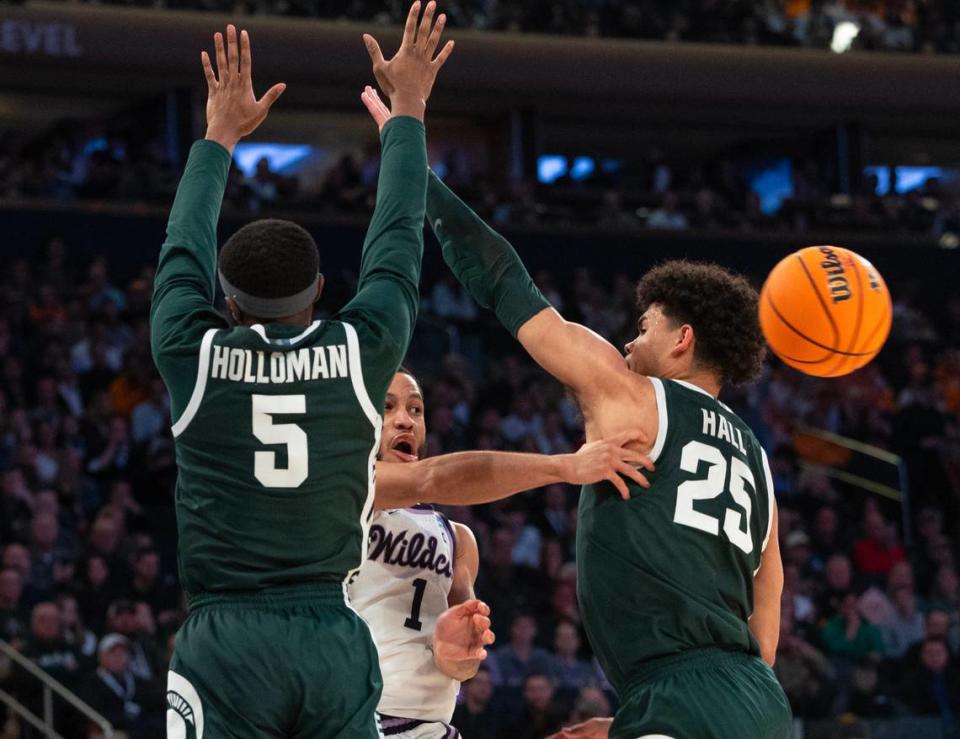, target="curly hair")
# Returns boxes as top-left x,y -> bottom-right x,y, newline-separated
635,260 -> 766,386
219,219 -> 319,299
